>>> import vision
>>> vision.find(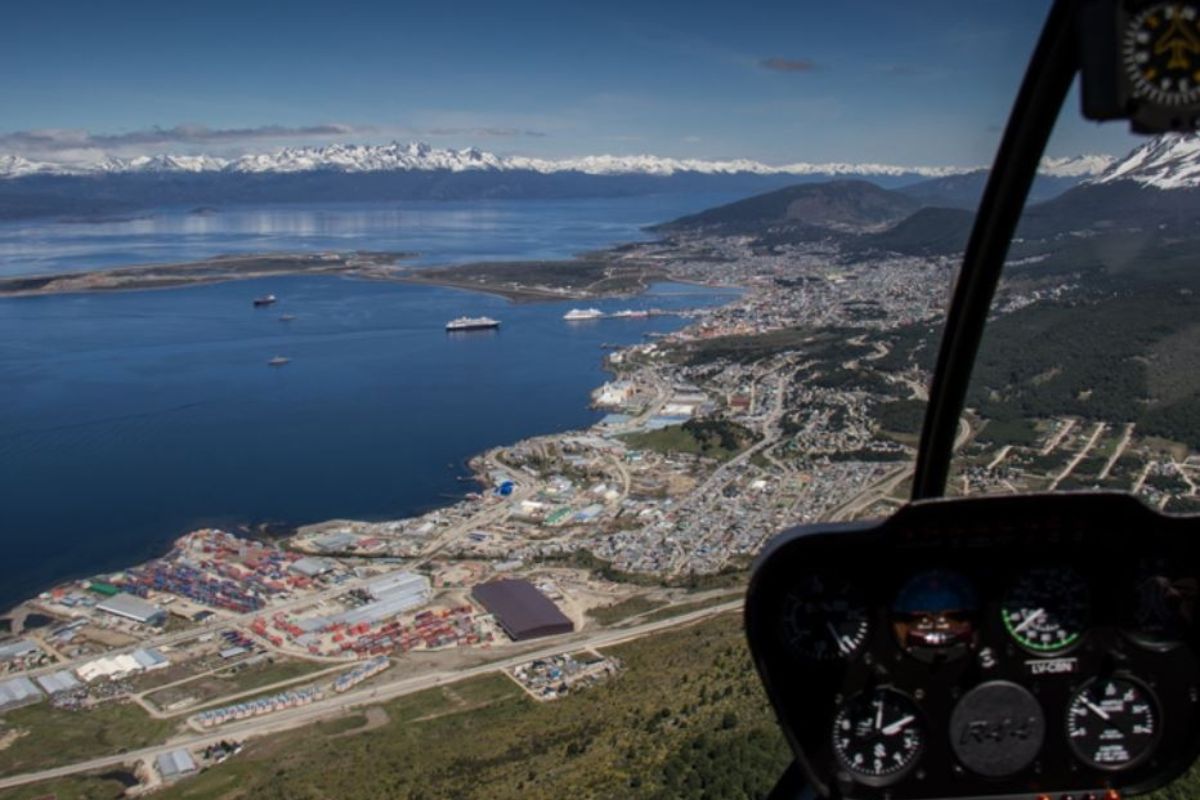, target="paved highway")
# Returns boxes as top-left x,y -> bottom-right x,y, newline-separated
0,599 -> 743,792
